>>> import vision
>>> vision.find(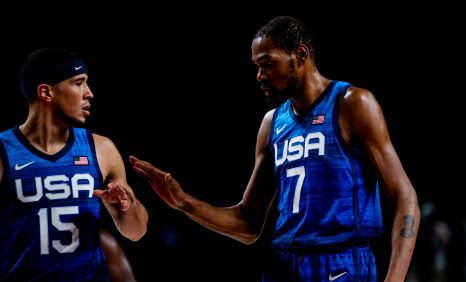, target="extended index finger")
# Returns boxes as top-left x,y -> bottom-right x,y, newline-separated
129,155 -> 169,180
